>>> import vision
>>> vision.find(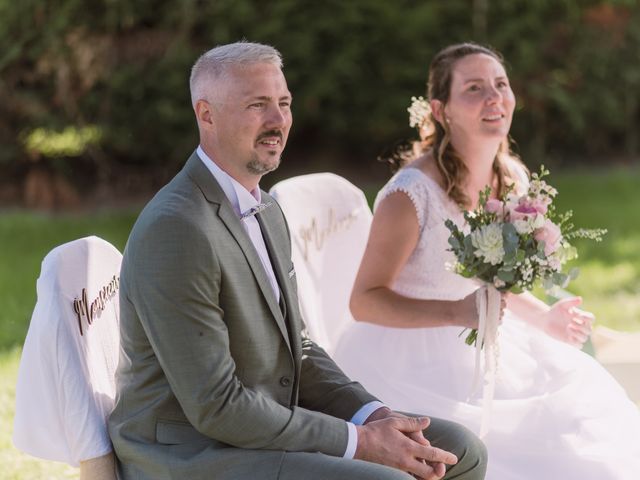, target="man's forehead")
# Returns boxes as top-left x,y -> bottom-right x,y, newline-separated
221,64 -> 290,97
